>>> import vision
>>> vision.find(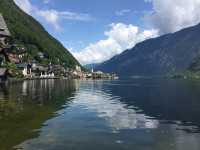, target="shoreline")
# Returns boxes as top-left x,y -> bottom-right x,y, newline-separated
5,76 -> 118,83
